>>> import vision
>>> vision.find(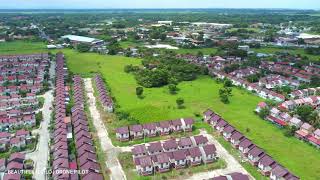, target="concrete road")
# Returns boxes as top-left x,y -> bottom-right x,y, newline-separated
26,60 -> 55,180
84,78 -> 127,180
